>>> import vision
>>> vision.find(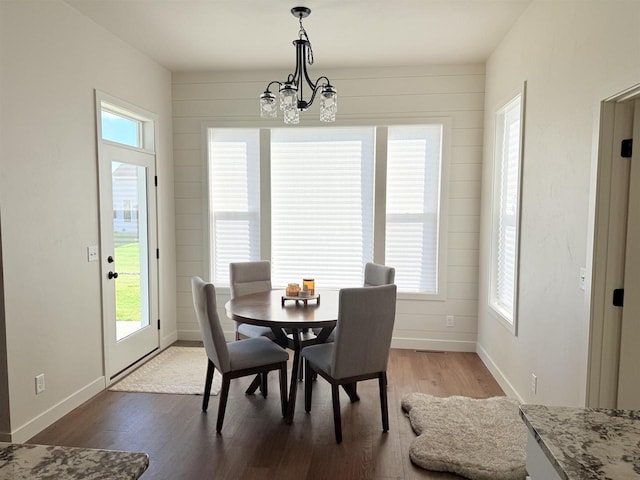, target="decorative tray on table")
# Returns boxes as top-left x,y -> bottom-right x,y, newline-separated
281,293 -> 320,306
